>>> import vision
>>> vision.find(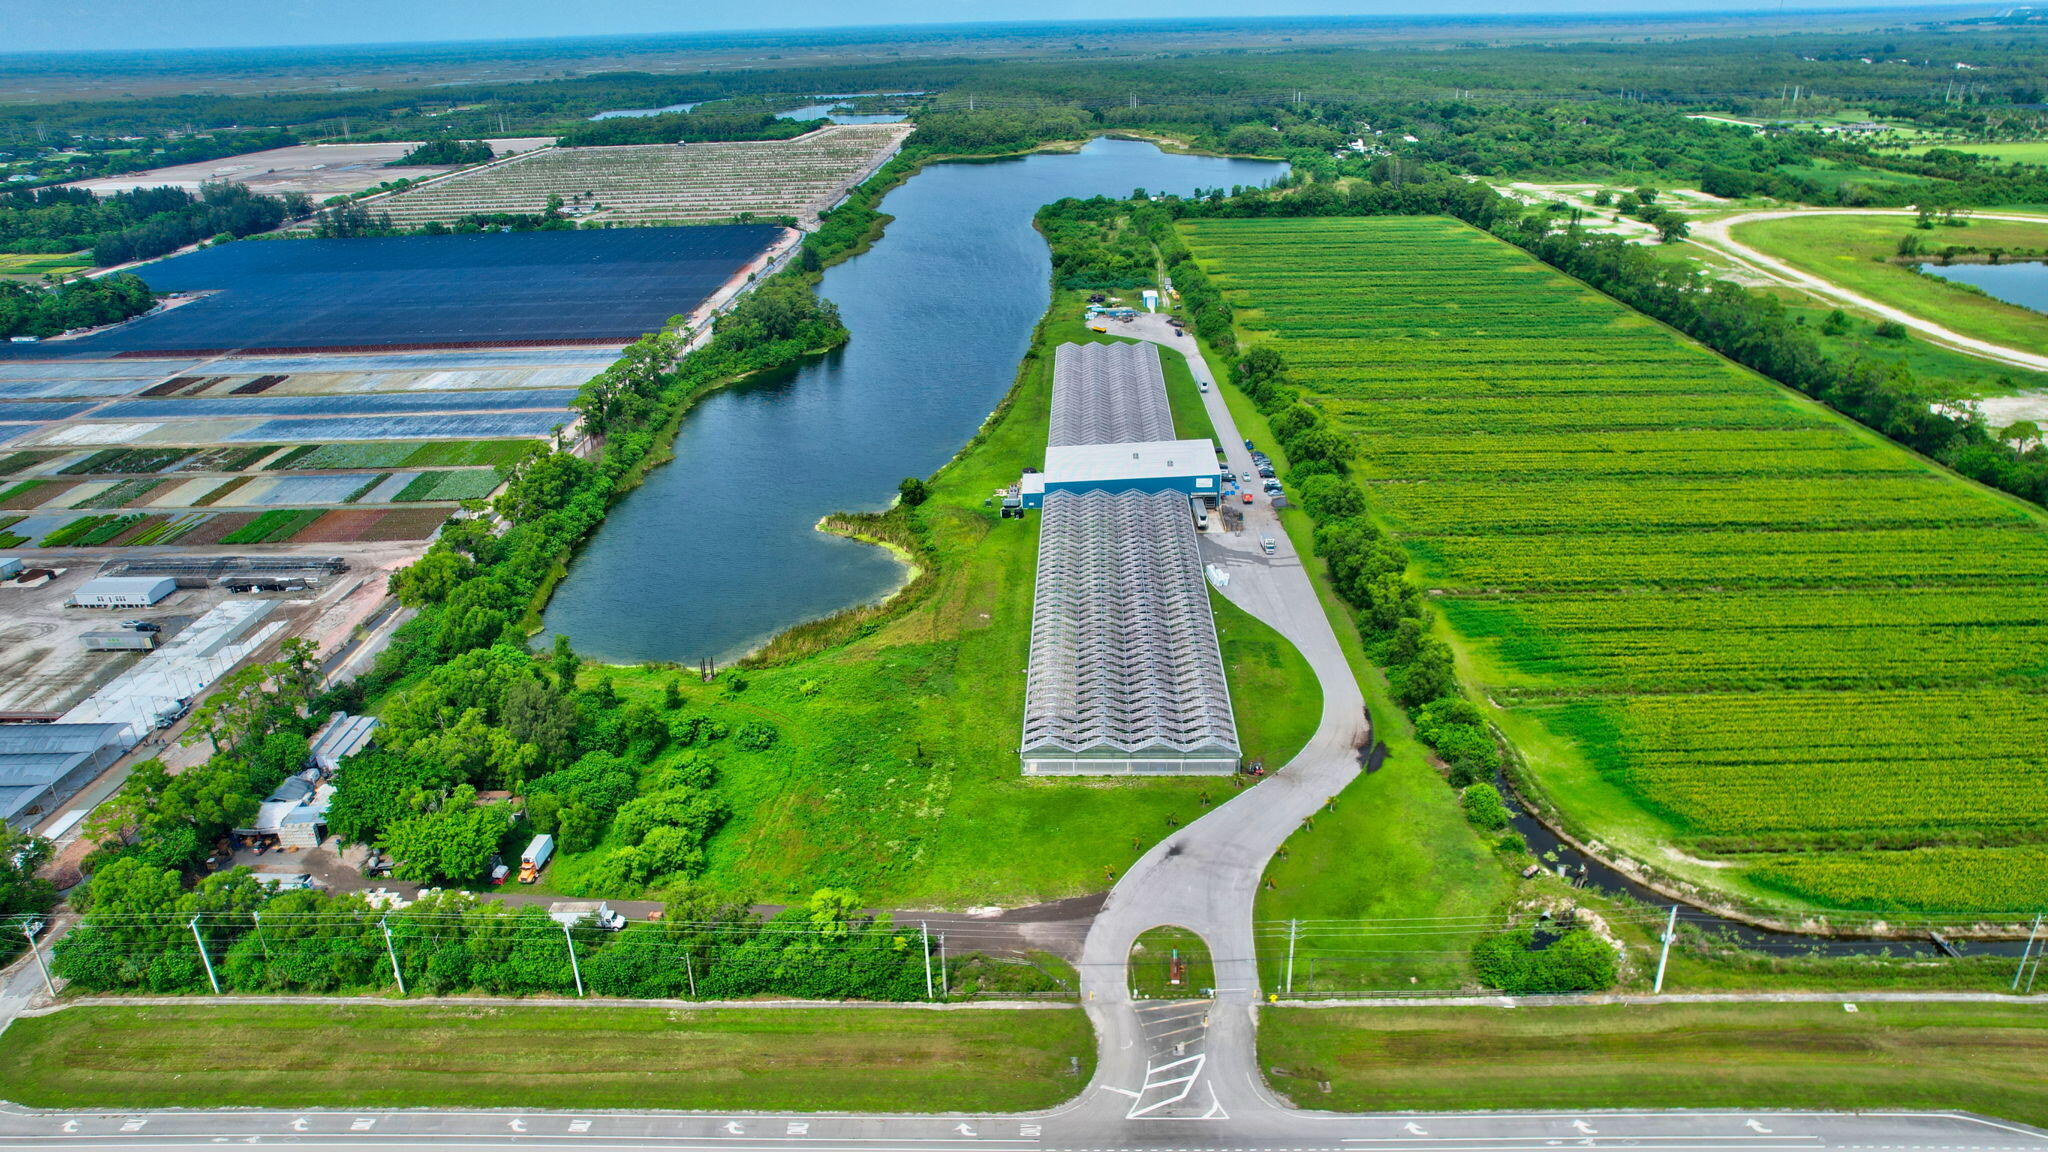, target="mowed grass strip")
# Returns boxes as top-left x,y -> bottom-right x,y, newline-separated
0,1004 -> 1094,1112
1262,1002 -> 2048,1125
1180,215 -> 2048,913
